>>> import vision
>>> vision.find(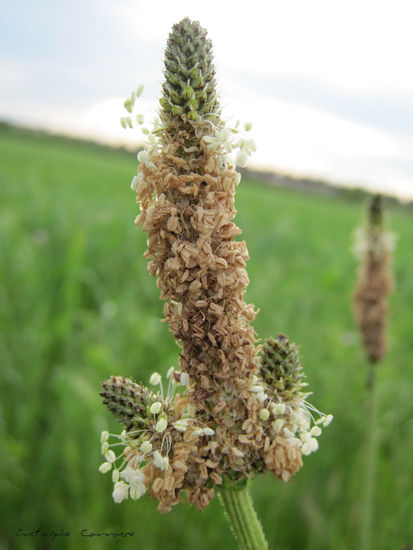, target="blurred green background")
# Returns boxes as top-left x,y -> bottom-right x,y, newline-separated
0,125 -> 412,550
